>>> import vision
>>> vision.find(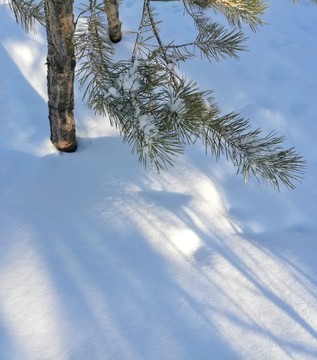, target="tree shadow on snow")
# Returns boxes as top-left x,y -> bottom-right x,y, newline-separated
1,135 -> 317,359
0,42 -> 49,153
0,136 -> 237,359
